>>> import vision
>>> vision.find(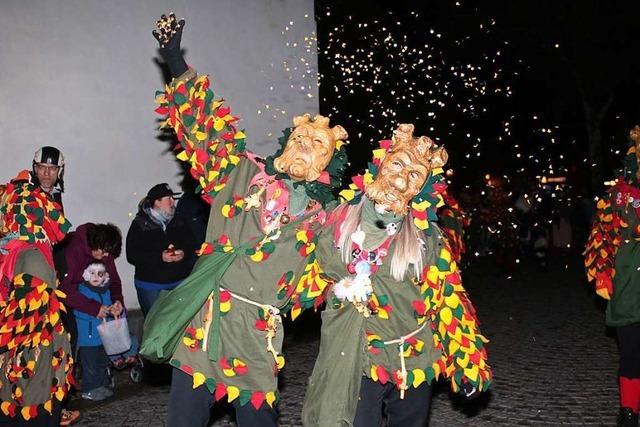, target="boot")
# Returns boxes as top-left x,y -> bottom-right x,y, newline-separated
617,407 -> 639,427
